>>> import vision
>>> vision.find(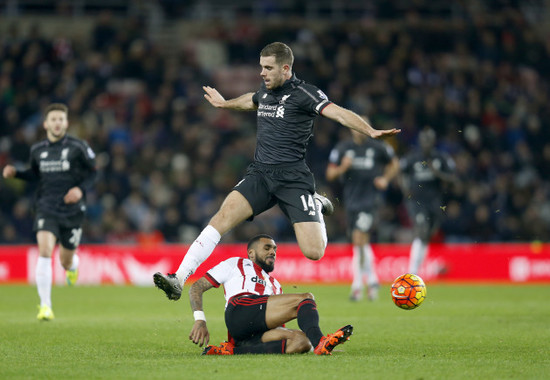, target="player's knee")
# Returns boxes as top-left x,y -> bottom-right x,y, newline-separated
301,292 -> 315,301
302,246 -> 325,261
285,331 -> 312,354
59,256 -> 73,270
